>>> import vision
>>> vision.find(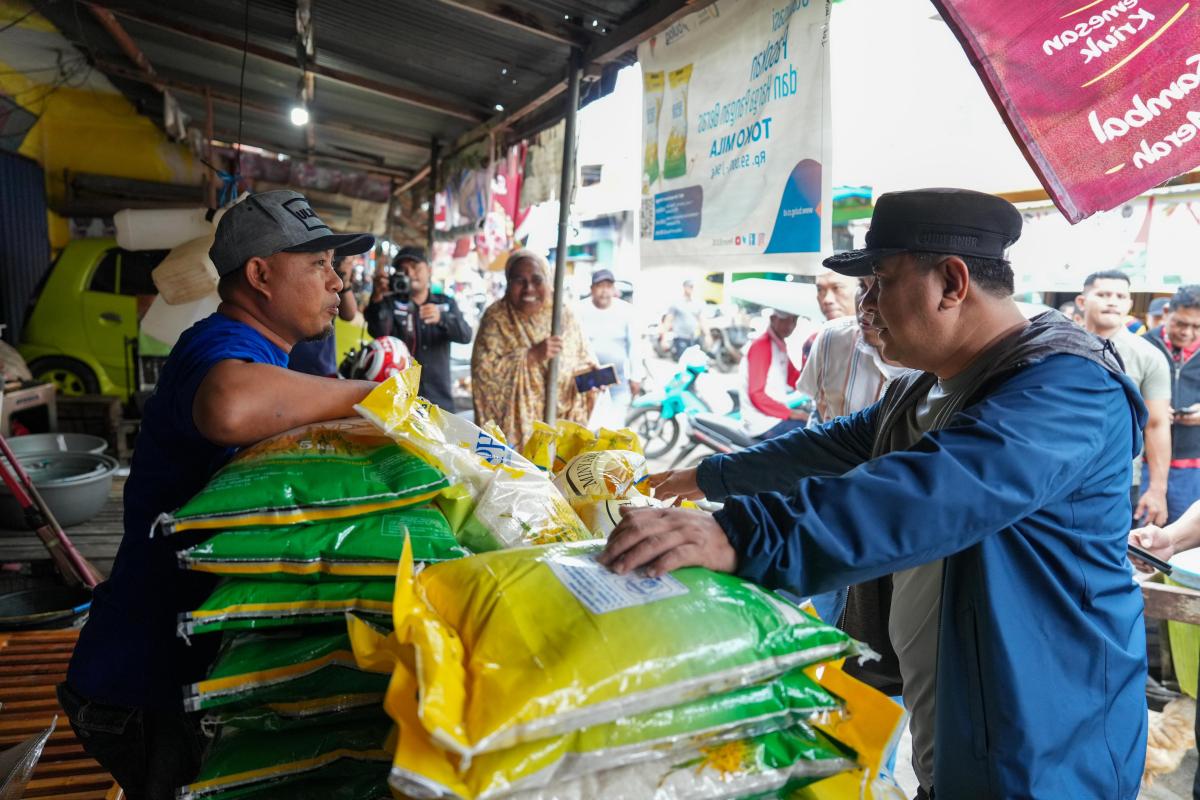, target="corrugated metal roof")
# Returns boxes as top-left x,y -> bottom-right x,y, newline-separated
39,0 -> 665,184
